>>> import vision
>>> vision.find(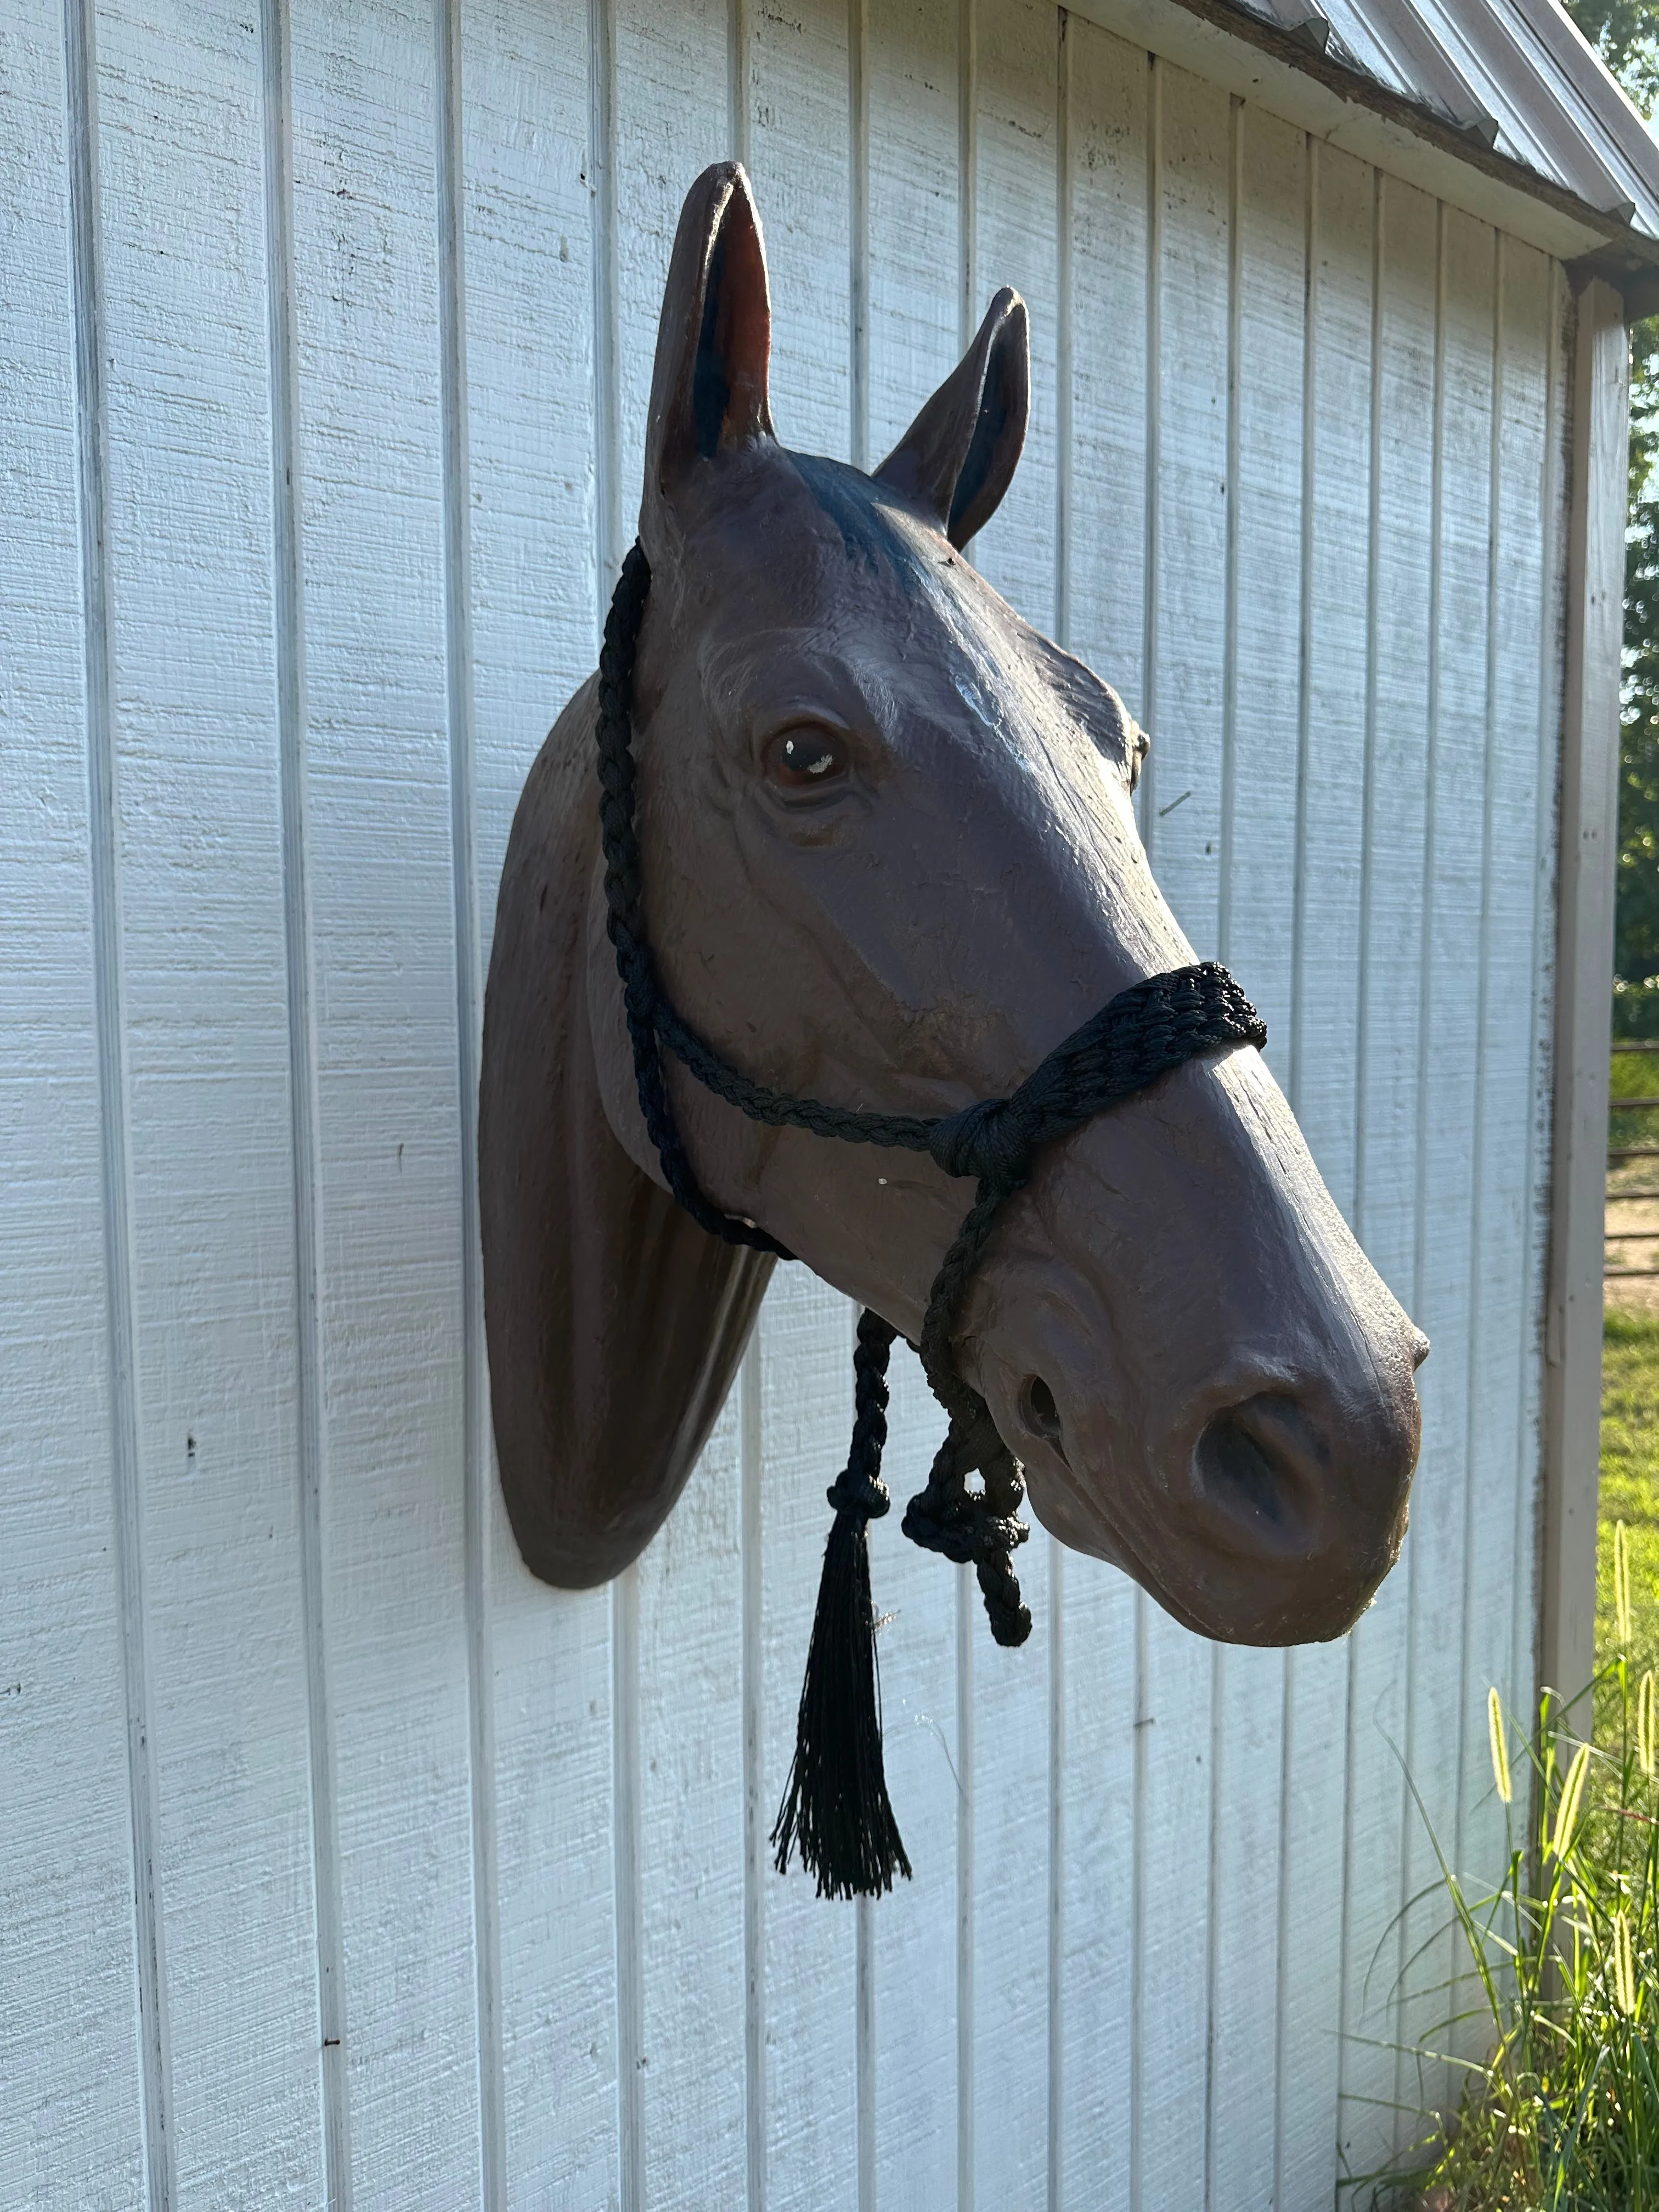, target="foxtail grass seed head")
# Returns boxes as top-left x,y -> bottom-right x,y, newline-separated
1640,1671 -> 1656,1782
1612,1908 -> 1638,2018
1616,1520 -> 1633,1649
1487,1686 -> 1512,1805
1550,1741 -> 1592,1862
